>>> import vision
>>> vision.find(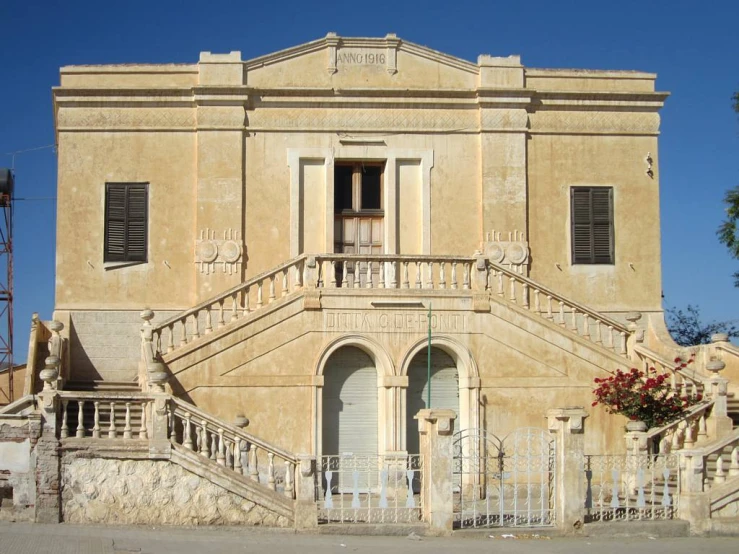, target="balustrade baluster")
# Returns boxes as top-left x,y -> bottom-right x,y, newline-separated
282,269 -> 289,297
123,403 -> 132,439
217,429 -> 226,465
619,332 -> 627,355
415,262 -> 422,289
108,402 -> 117,439
439,262 -> 446,289
463,262 -> 470,290
366,260 -> 373,288
167,324 -> 175,353
139,402 -> 148,439
249,446 -> 260,482
284,461 -> 294,498
522,283 -> 530,309
243,289 -> 250,316
534,289 -> 541,314
294,263 -> 303,290
389,260 -> 397,288
218,300 -> 225,328
697,414 -> 708,442
559,302 -> 566,327
583,315 -> 591,339
509,276 -> 517,303
451,262 -> 458,290
378,261 -> 385,288
595,322 -> 603,345
267,453 -> 276,490
76,400 -> 85,438
403,262 -> 410,289
180,319 -> 188,346
256,282 -> 264,308
331,261 -> 338,288
497,272 -> 504,297
269,277 -> 277,302
546,296 -> 553,320
234,438 -> 243,473
199,421 -> 209,457
191,312 -> 200,339
354,262 -> 361,288
607,326 -> 615,351
210,431 -> 218,461
305,261 -> 313,288
204,308 -> 213,334
183,412 -> 193,450
61,400 -> 69,438
225,438 -> 233,469
231,294 -> 239,321
570,307 -> 578,332
426,261 -> 434,289
92,401 -> 101,439
684,422 -> 696,448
